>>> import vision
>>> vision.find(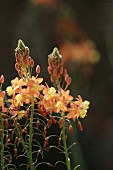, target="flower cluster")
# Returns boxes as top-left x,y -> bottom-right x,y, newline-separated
0,40 -> 90,170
